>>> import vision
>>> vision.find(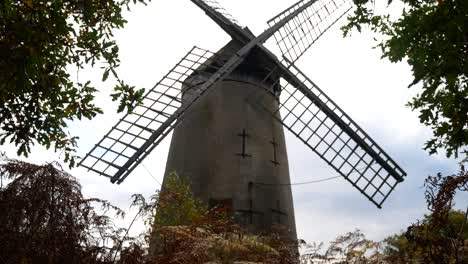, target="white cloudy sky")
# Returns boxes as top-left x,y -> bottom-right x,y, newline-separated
2,0 -> 466,247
